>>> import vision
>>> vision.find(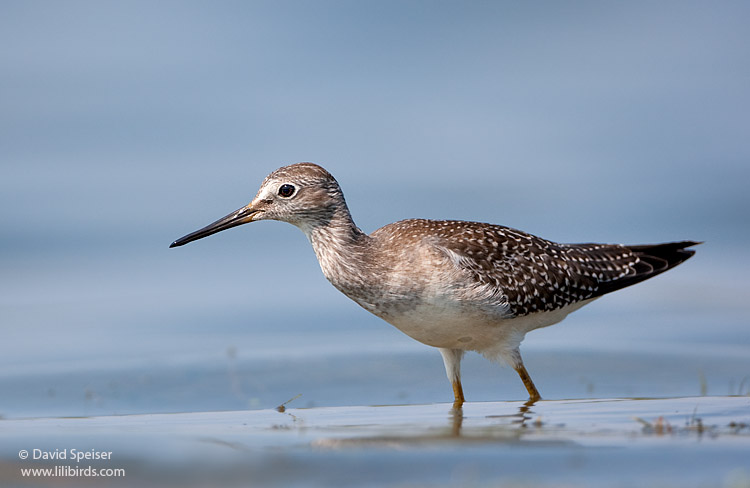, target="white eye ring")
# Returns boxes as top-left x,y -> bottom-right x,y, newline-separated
277,183 -> 297,198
